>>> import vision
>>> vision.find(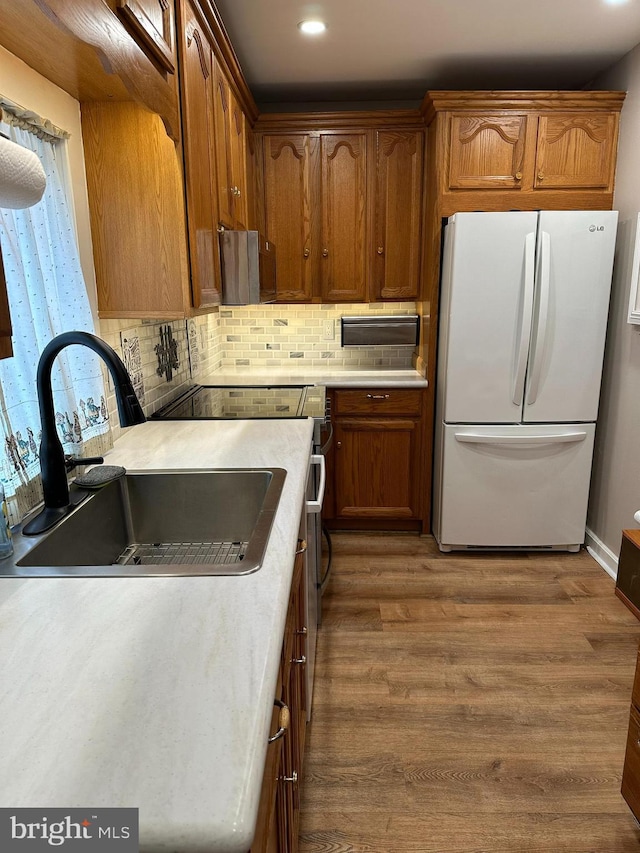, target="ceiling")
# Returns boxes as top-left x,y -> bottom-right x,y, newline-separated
214,0 -> 640,109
